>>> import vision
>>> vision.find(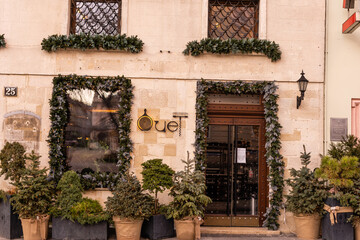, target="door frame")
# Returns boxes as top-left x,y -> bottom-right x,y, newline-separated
204,102 -> 268,227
